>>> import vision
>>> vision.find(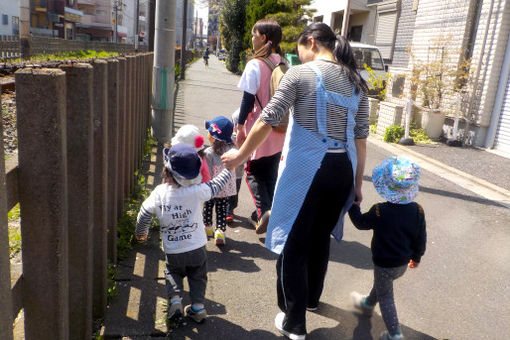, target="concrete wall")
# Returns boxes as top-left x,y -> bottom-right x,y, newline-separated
0,0 -> 20,36
468,0 -> 510,134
